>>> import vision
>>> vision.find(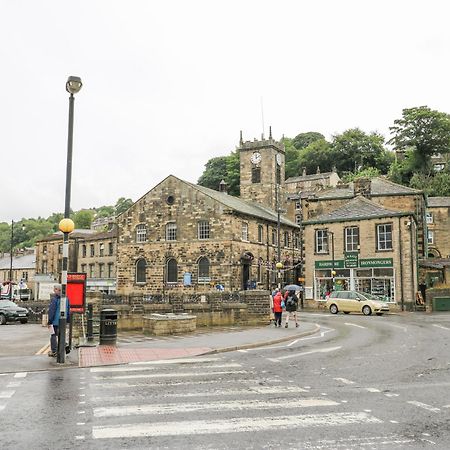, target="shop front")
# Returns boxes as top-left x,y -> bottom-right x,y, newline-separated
314,257 -> 395,302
